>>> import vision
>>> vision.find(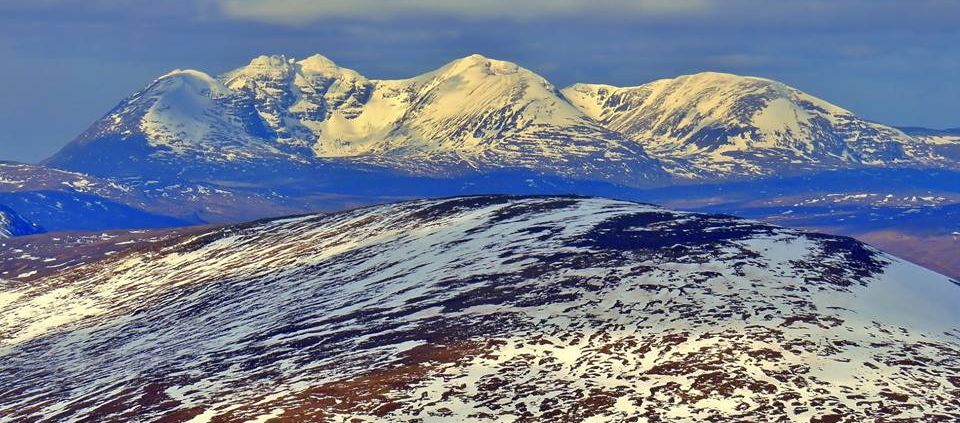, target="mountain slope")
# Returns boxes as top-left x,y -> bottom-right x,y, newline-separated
898,126 -> 960,162
563,73 -> 945,178
3,196 -> 959,421
42,67 -> 311,180
0,161 -> 414,228
0,204 -> 43,238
